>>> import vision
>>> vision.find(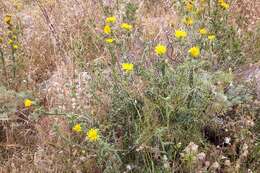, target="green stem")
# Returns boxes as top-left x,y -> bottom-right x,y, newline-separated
187,64 -> 194,108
